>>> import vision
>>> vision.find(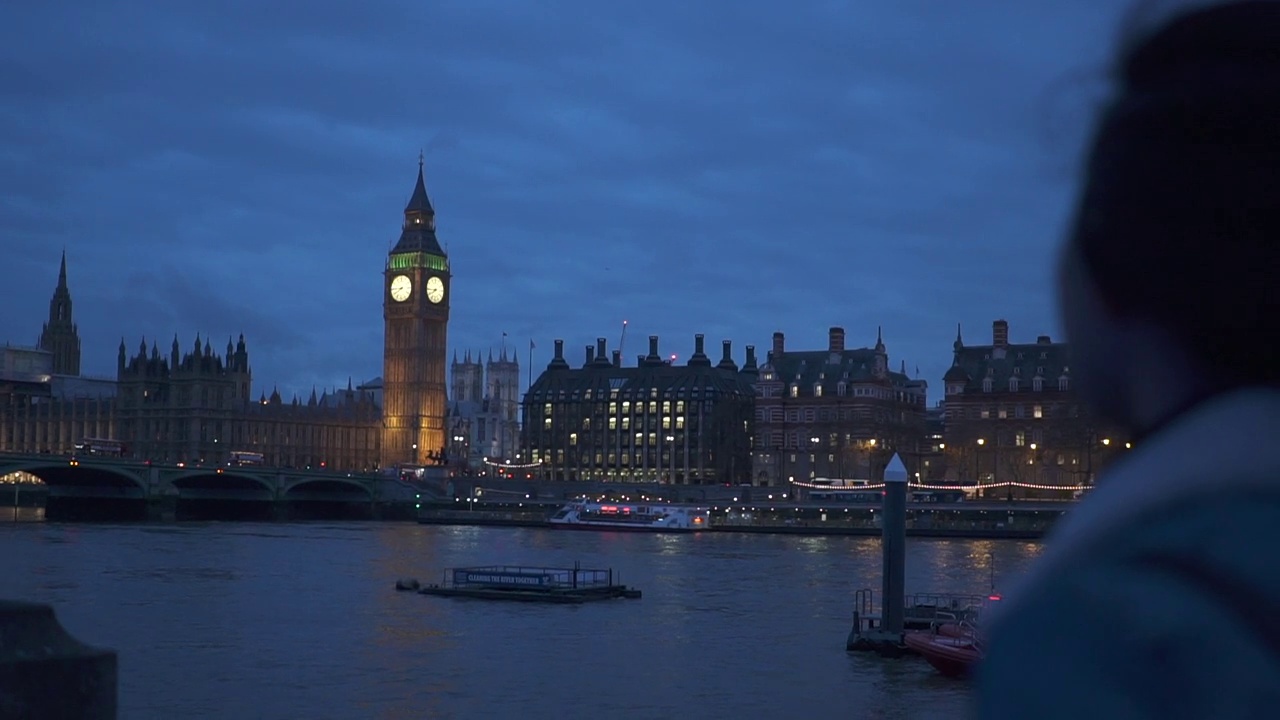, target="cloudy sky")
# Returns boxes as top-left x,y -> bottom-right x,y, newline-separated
2,1 -> 1135,400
